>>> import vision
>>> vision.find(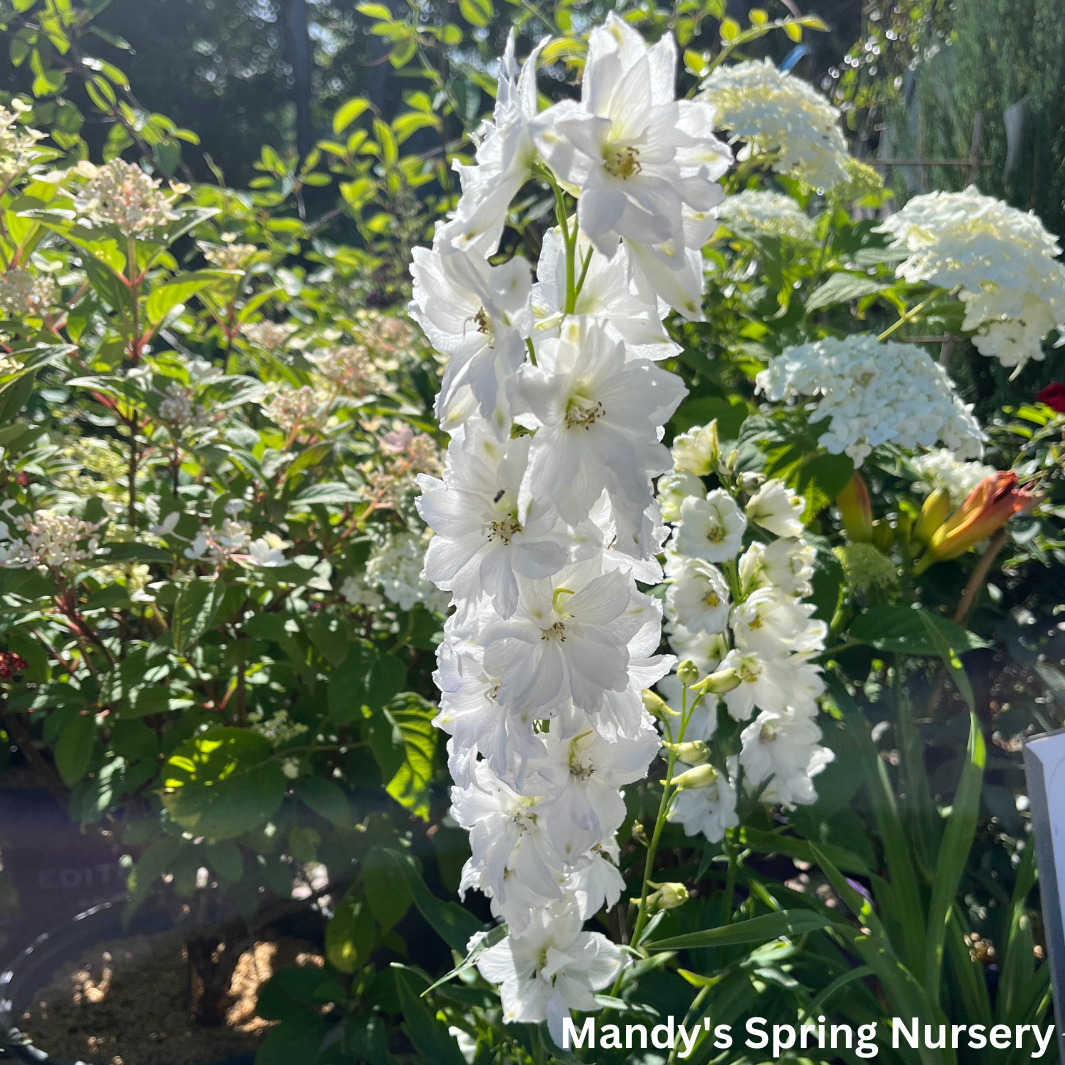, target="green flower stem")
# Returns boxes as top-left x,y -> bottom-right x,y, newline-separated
611,684 -> 701,999
548,175 -> 578,314
877,287 -> 946,342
